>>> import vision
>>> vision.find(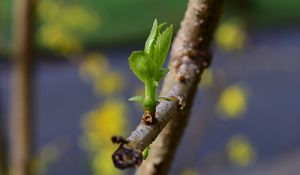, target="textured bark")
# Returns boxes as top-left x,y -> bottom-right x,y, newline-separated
10,0 -> 35,174
112,0 -> 224,172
